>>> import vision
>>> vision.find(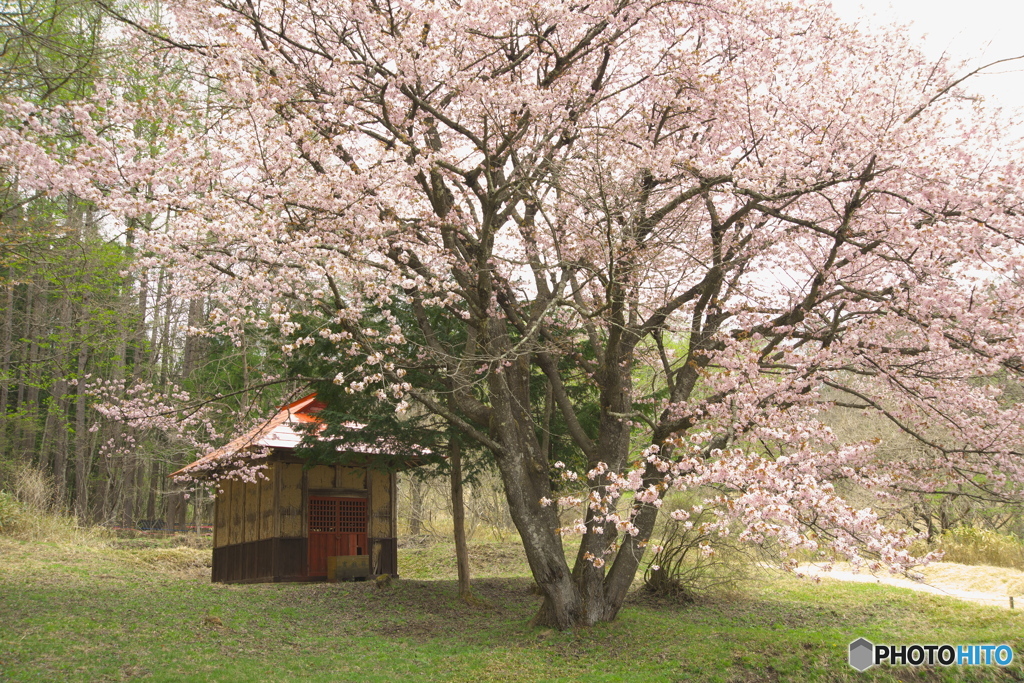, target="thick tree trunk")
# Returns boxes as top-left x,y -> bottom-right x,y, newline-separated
572,339 -> 639,623
485,359 -> 585,628
502,450 -> 585,629
498,456 -> 580,628
603,477 -> 661,610
480,320 -> 653,627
